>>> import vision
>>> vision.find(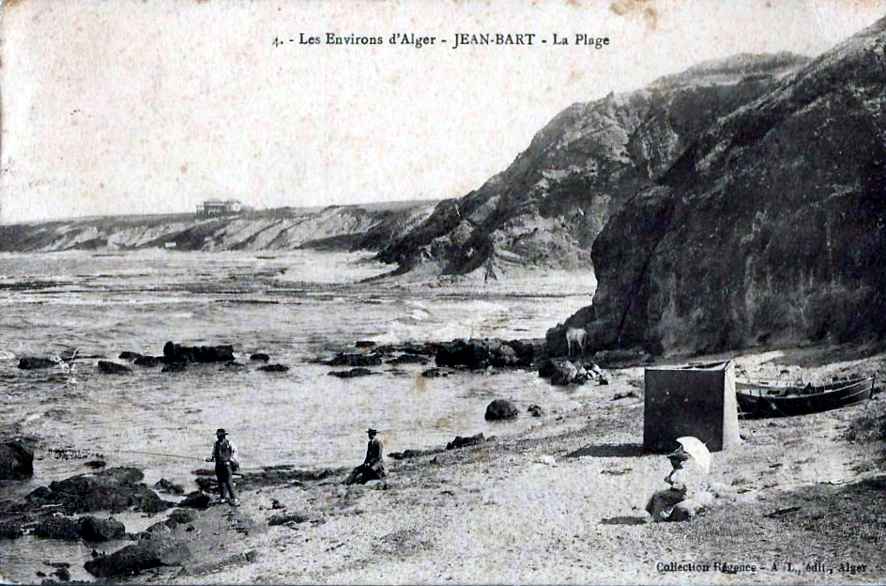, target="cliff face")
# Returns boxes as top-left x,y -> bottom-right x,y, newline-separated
378,53 -> 809,279
549,17 -> 886,356
0,202 -> 436,254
